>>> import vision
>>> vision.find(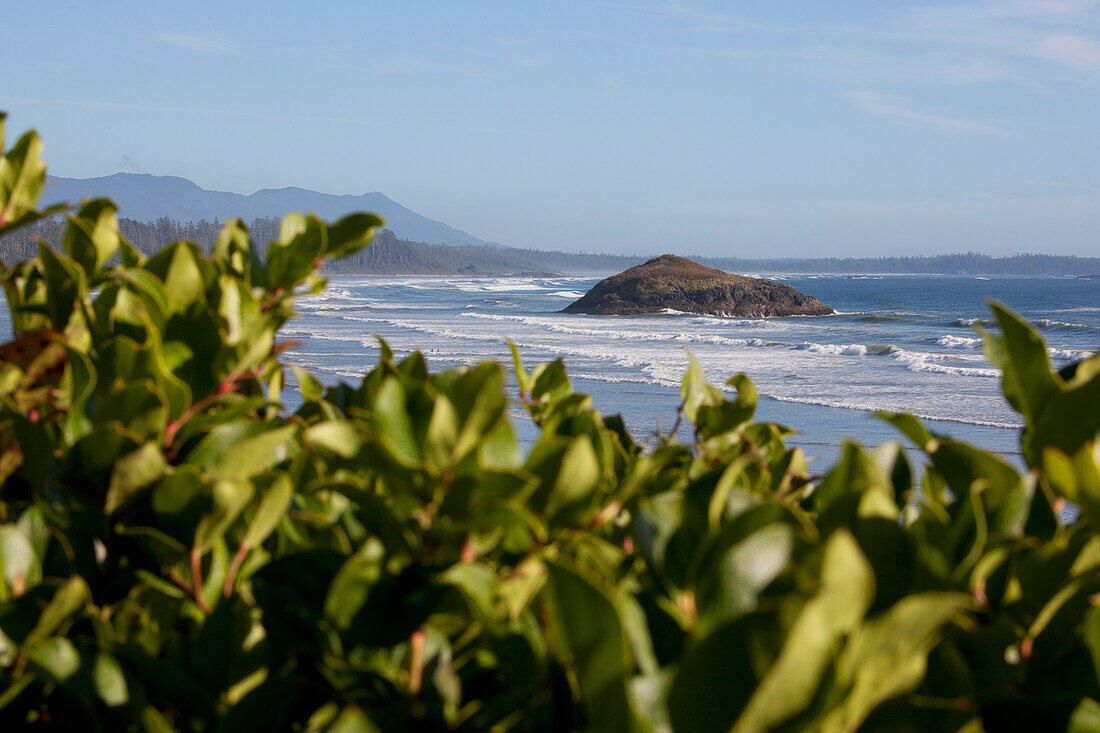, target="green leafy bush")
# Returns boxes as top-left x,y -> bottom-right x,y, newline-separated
1,116 -> 1099,732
